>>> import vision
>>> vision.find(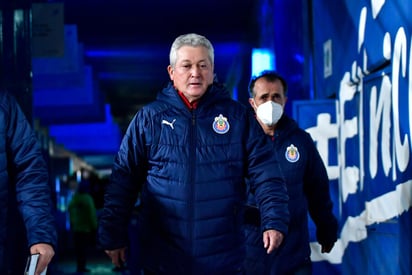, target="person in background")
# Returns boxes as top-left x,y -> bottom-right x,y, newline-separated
0,90 -> 56,275
98,33 -> 289,274
68,177 -> 98,273
244,70 -> 338,274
